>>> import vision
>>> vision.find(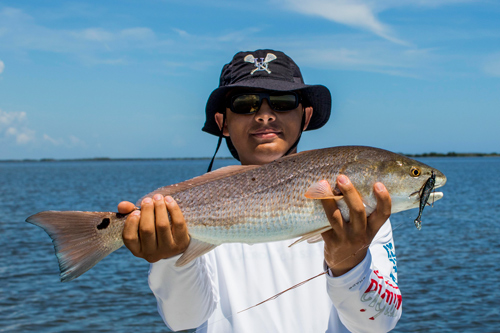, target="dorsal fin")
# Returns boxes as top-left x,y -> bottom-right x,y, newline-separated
136,165 -> 260,205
